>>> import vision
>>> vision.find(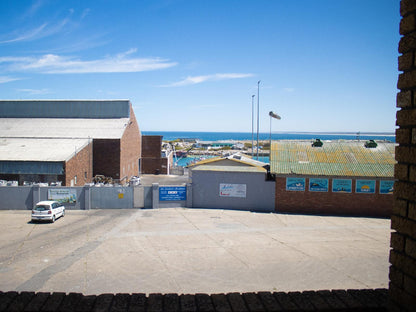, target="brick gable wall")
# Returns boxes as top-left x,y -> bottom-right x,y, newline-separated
120,105 -> 141,180
65,141 -> 93,186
